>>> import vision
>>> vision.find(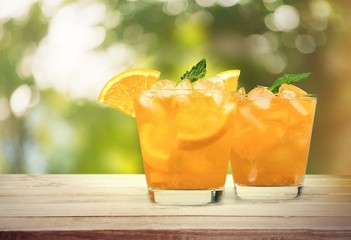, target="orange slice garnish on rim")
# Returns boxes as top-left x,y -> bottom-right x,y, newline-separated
98,69 -> 160,117
216,69 -> 241,91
